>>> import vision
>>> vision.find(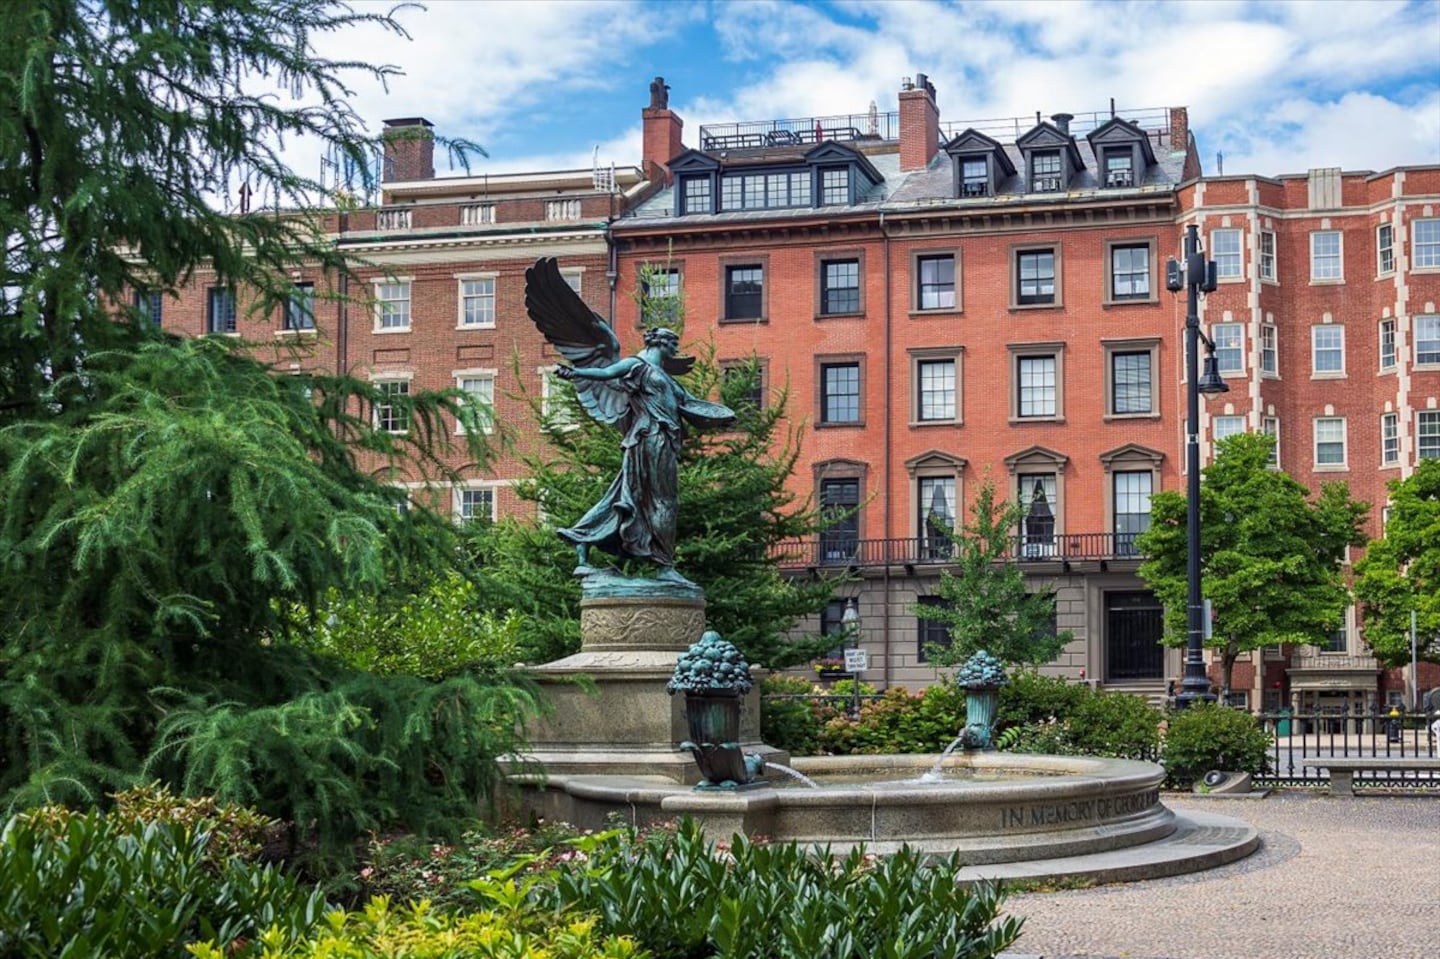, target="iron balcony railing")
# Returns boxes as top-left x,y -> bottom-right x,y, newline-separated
773,532 -> 1147,570
699,111 -> 900,152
